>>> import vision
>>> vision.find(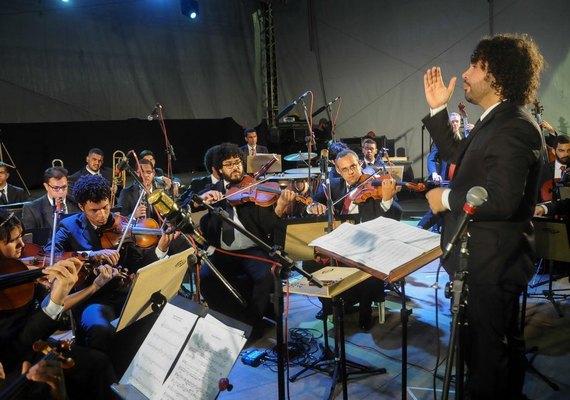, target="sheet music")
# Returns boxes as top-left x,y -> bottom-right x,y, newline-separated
119,303 -> 198,399
156,317 -> 246,400
309,217 -> 441,275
